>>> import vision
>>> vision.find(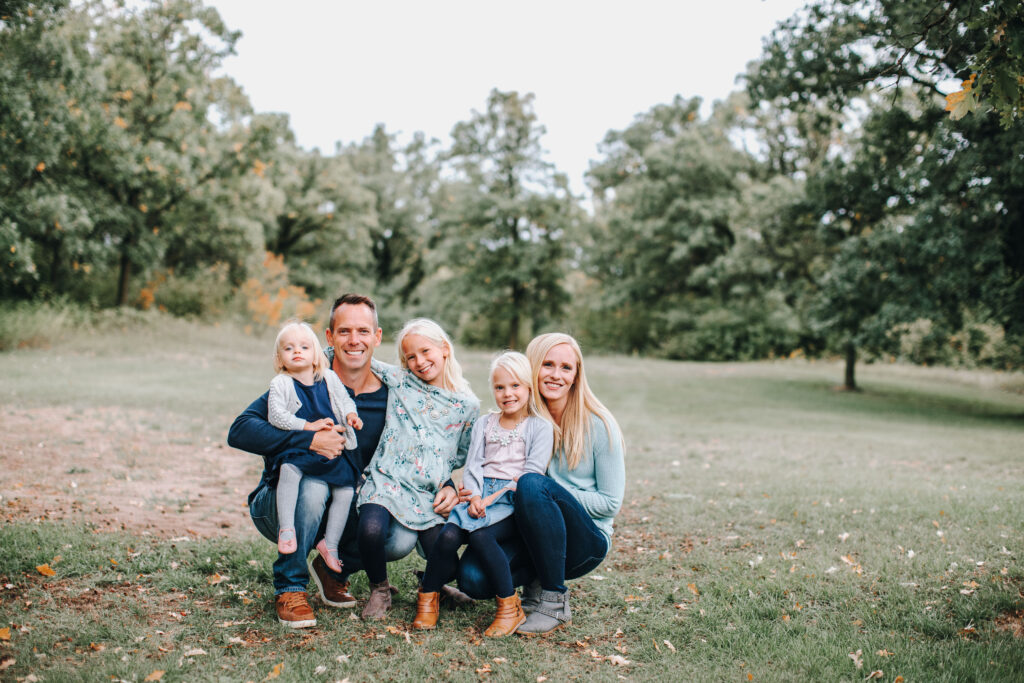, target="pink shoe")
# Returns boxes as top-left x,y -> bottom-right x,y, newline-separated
316,539 -> 343,573
278,527 -> 297,554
